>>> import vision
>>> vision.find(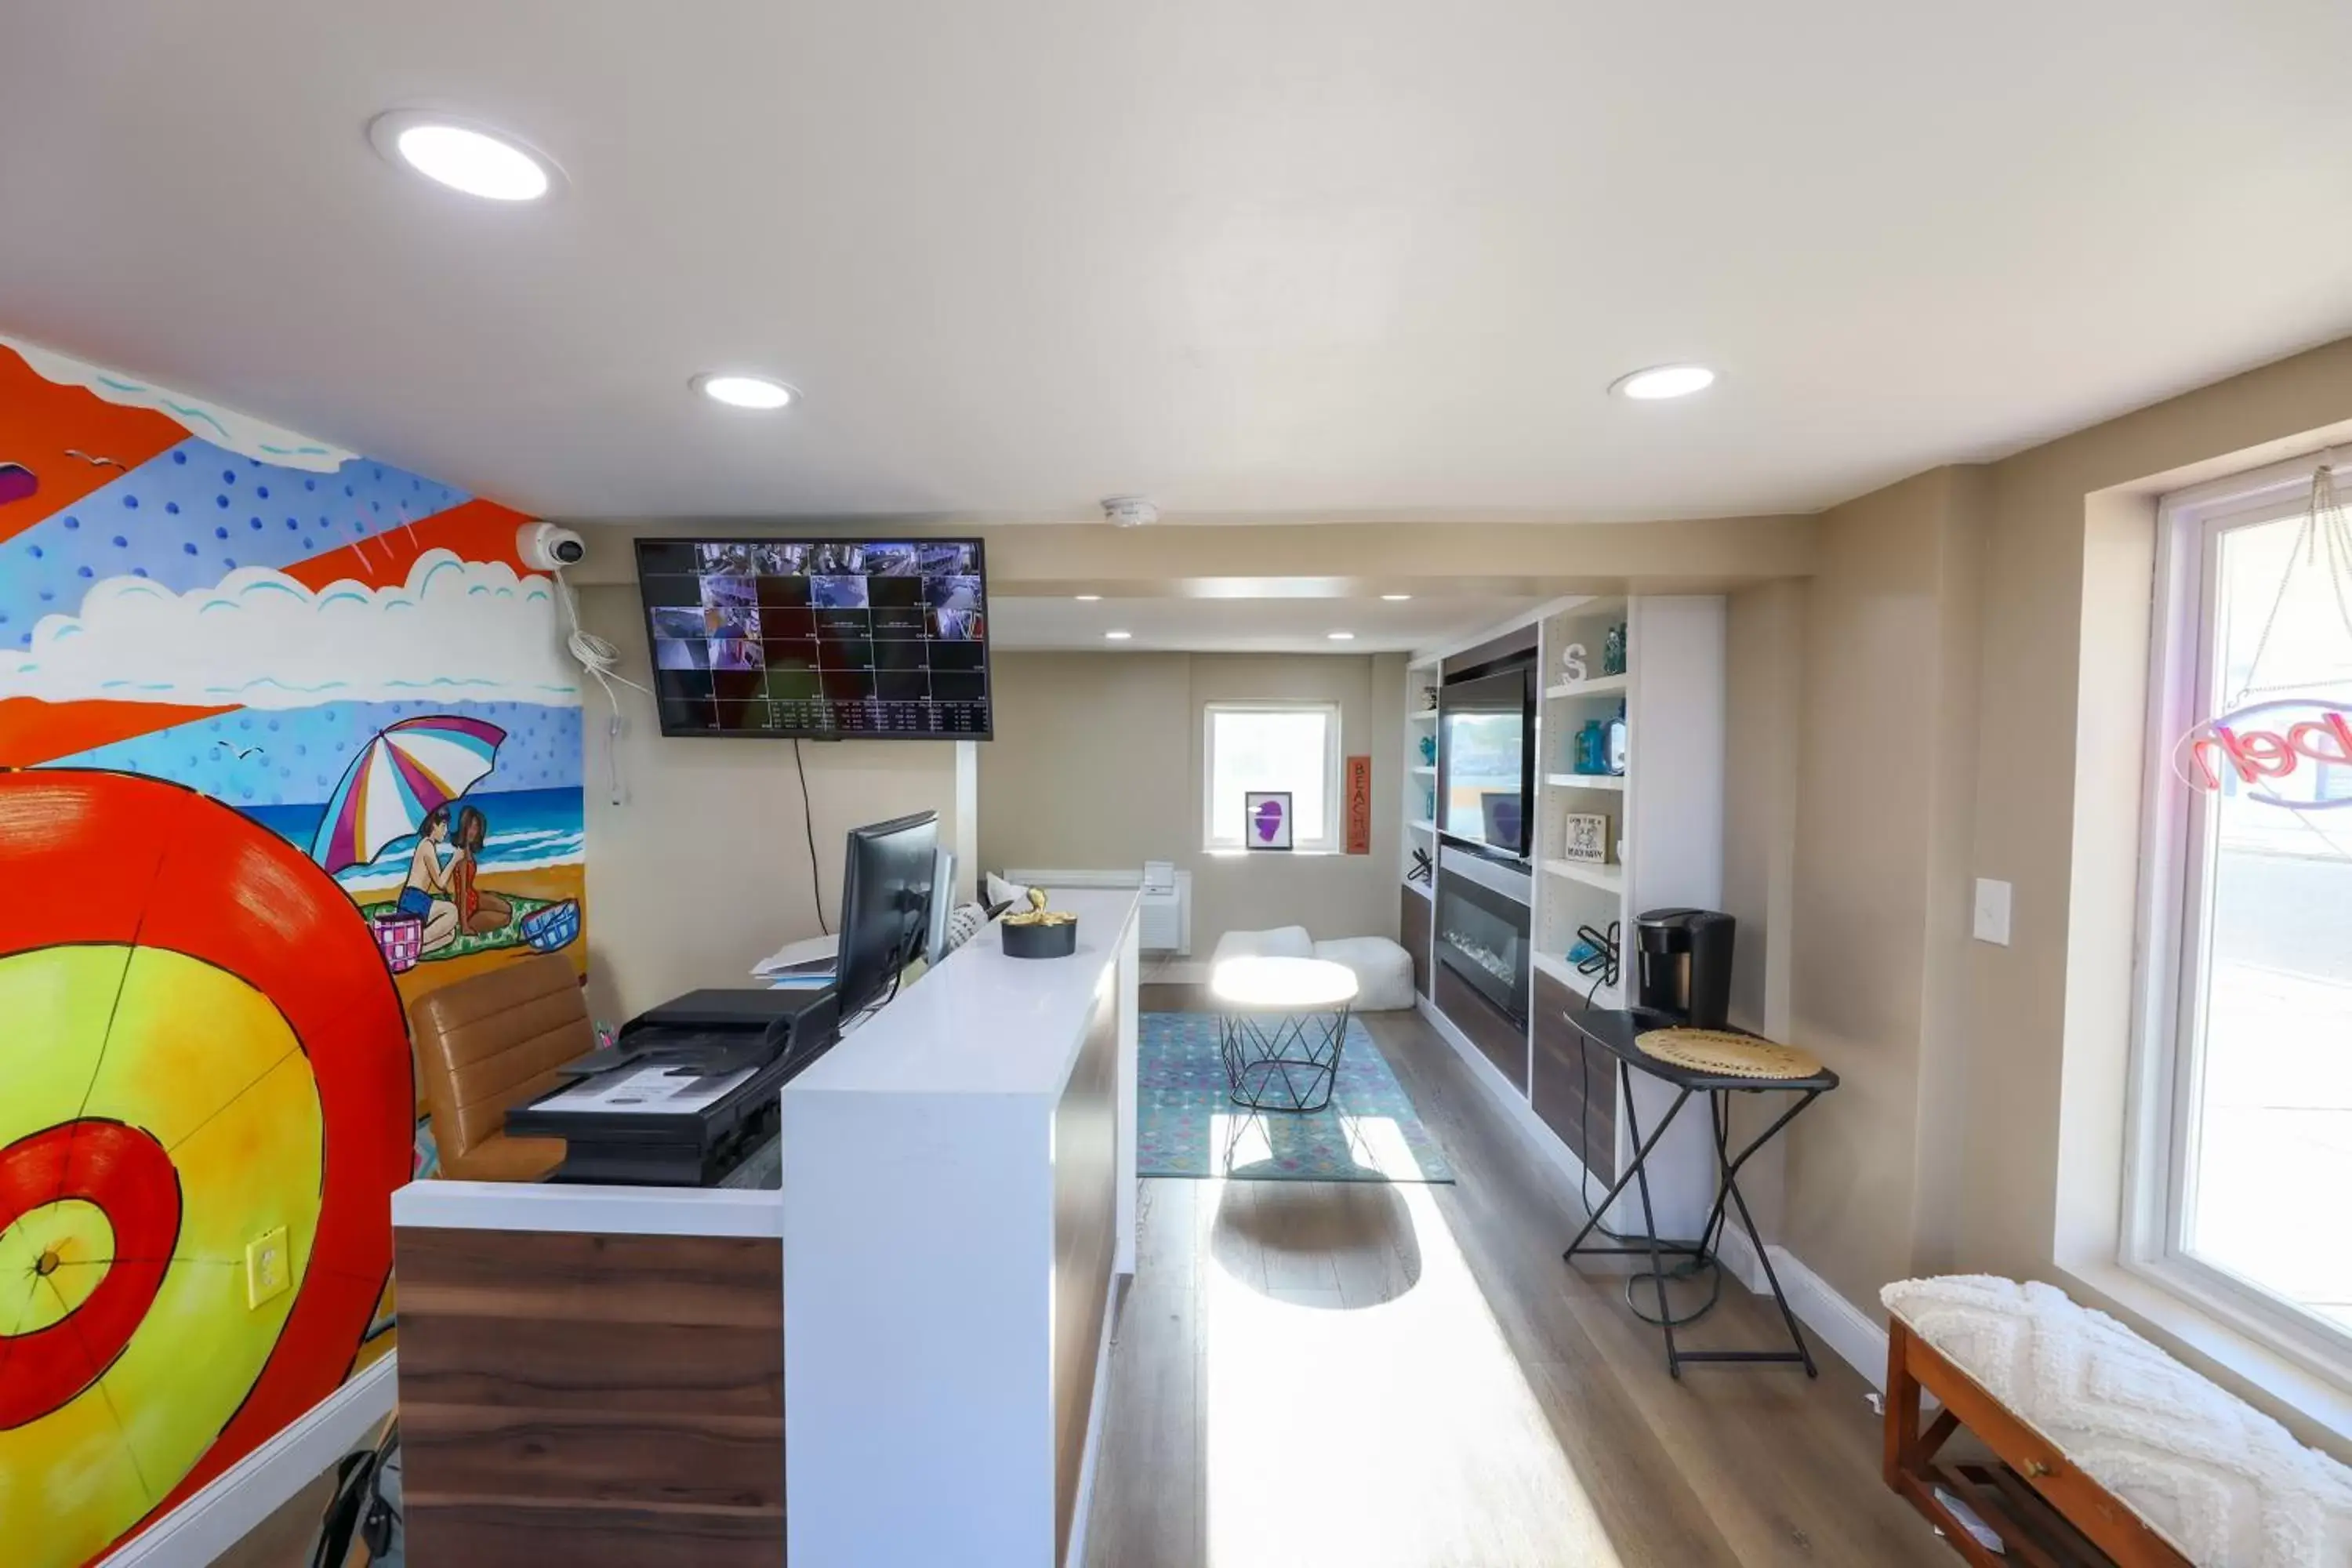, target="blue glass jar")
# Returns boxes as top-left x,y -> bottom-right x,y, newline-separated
1574,718 -> 1607,774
